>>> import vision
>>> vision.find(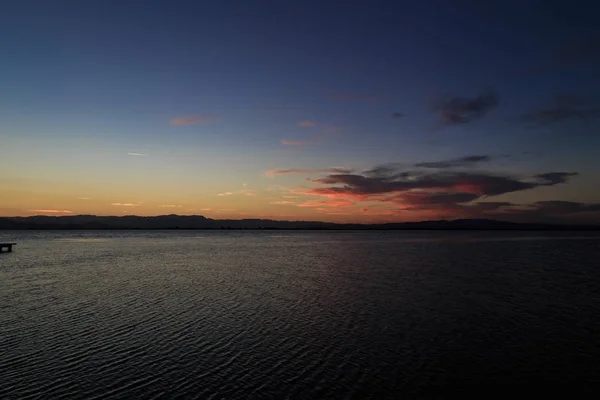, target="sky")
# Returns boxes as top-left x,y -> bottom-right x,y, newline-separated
1,0 -> 600,224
